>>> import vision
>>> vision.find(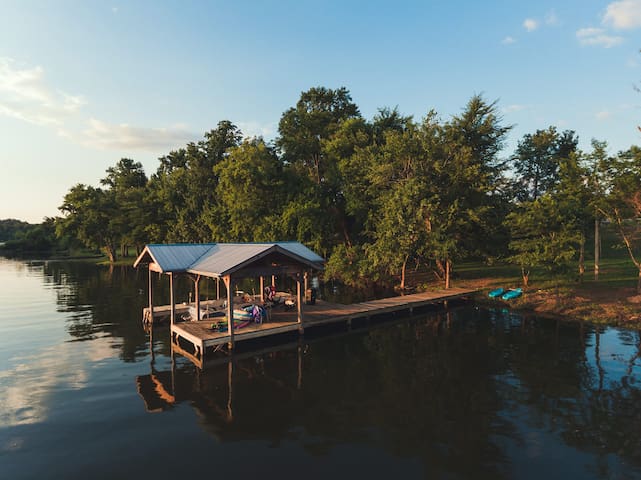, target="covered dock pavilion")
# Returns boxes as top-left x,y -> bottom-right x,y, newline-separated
133,242 -> 325,357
